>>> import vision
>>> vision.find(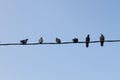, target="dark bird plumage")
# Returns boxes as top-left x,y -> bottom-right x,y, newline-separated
72,38 -> 78,43
39,37 -> 43,44
100,34 -> 105,46
86,34 -> 90,47
56,38 -> 61,44
20,39 -> 28,45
